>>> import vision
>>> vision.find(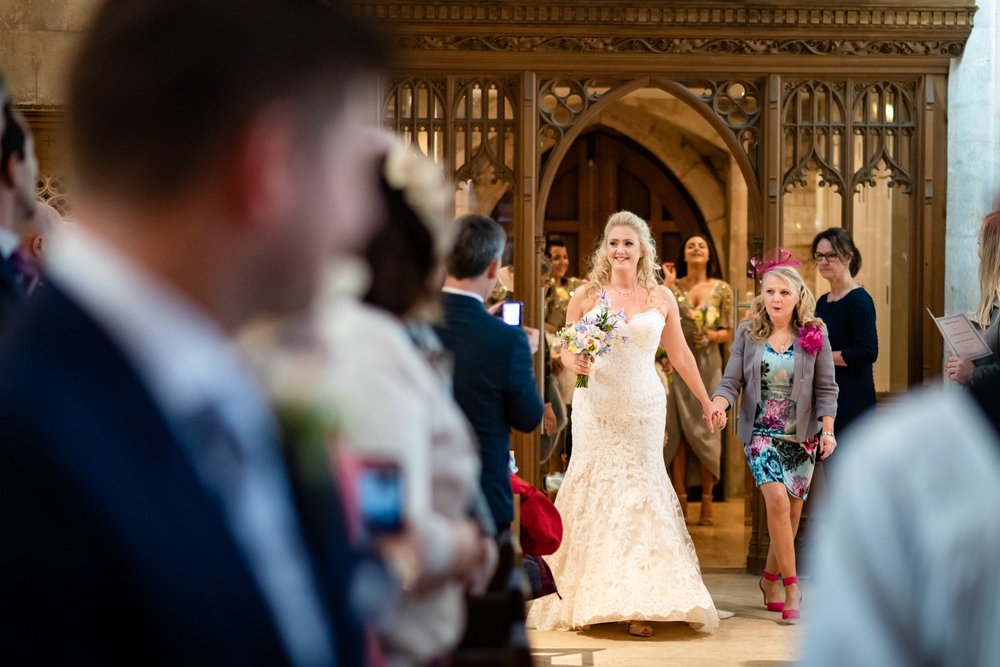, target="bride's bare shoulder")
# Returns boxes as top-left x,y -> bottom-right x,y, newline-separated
652,284 -> 676,316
